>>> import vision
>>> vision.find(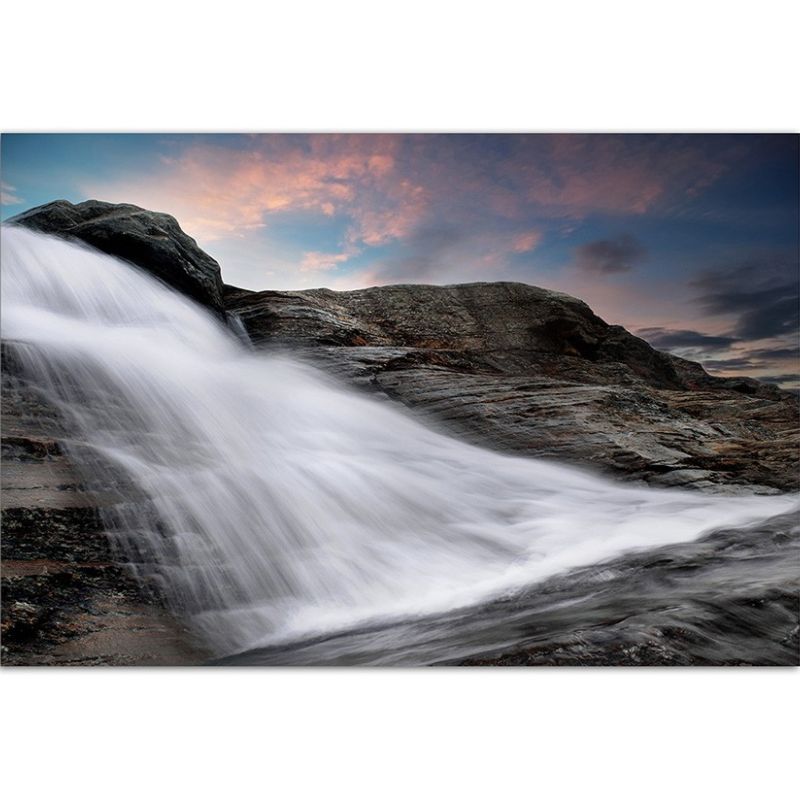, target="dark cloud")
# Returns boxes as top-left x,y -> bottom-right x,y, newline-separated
691,350 -> 799,390
575,234 -> 646,275
367,225 -> 465,284
760,373 -> 800,386
701,356 -> 758,371
691,253 -> 799,340
689,346 -> 798,373
636,324 -> 798,389
726,291 -> 797,340
746,346 -> 800,360
637,327 -> 738,351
